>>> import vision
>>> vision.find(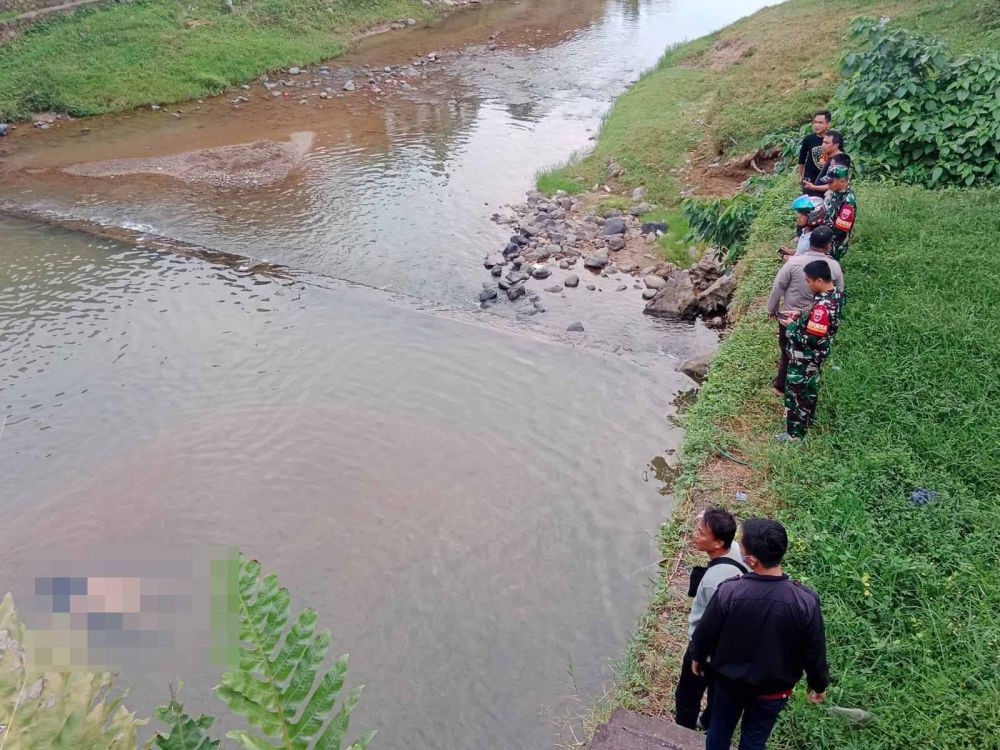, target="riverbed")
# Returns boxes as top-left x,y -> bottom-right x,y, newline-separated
0,0 -> 772,747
